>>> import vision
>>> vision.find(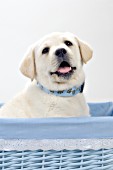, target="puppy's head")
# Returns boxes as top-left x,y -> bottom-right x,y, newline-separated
20,32 -> 93,90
